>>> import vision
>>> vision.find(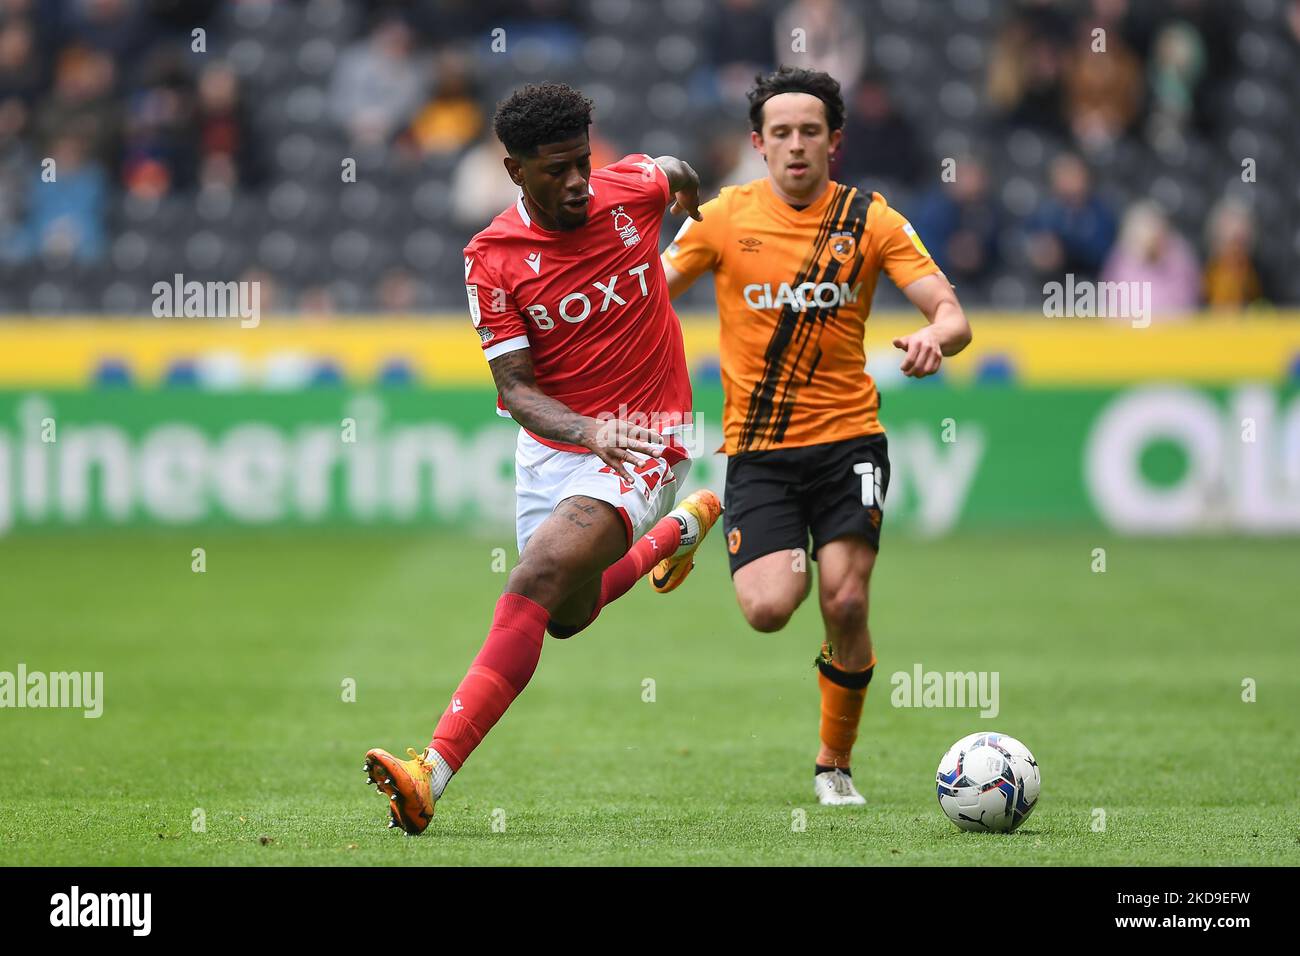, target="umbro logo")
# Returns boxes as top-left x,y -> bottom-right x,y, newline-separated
524,251 -> 541,274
